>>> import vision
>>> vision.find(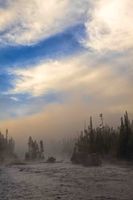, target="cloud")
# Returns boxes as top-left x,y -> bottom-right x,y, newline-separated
84,0 -> 133,52
0,0 -> 88,46
7,52 -> 133,115
10,96 -> 19,101
9,57 -> 85,96
0,0 -> 133,53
